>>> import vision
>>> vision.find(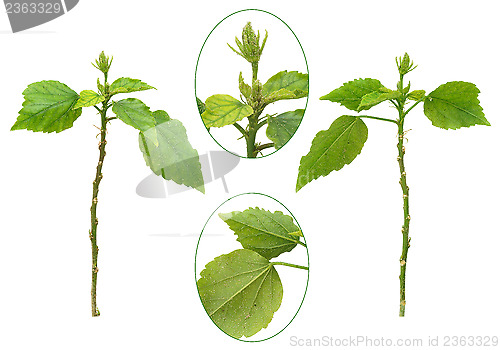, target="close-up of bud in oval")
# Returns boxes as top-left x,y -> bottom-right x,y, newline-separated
195,9 -> 309,158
